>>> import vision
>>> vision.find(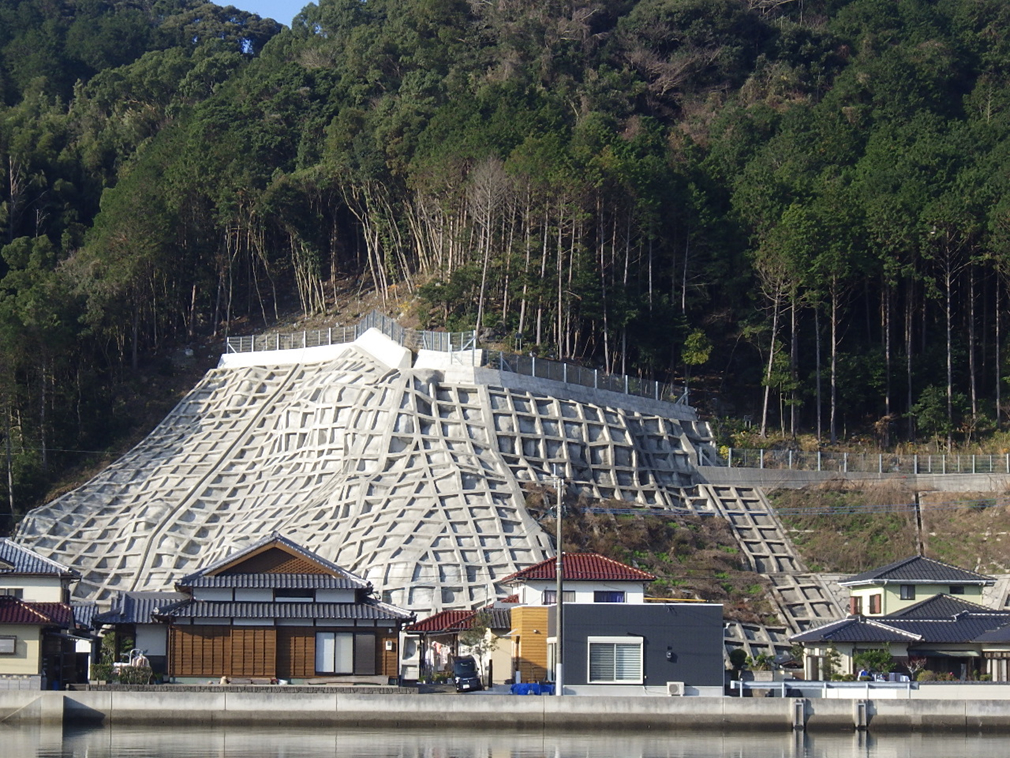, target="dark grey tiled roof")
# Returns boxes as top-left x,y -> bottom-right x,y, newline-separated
886,594 -> 992,619
94,591 -> 188,625
971,620 -> 1010,643
889,615 -> 1010,643
793,612 -> 1010,645
475,608 -> 512,630
72,601 -> 100,630
841,556 -> 993,586
186,574 -> 363,590
178,533 -> 368,589
791,617 -> 922,644
160,600 -> 413,622
0,538 -> 78,578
